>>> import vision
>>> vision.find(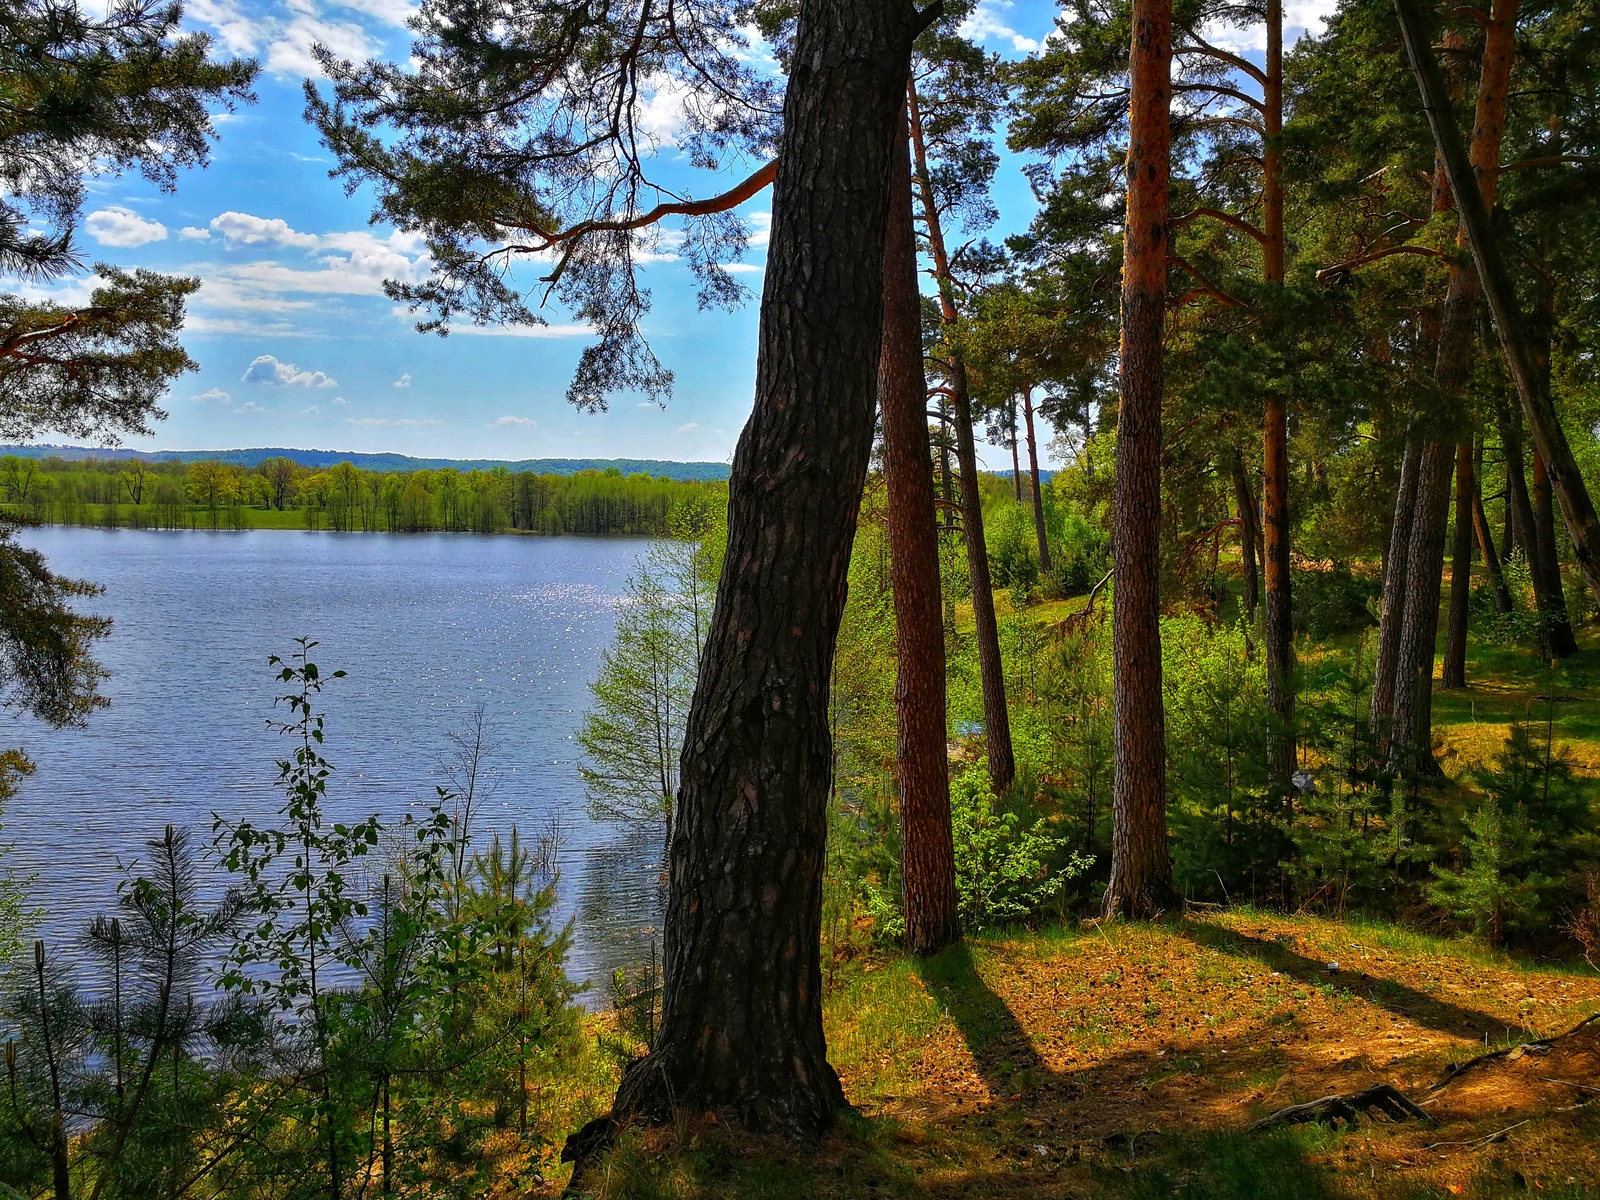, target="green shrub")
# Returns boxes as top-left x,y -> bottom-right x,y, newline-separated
950,768 -> 1090,929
